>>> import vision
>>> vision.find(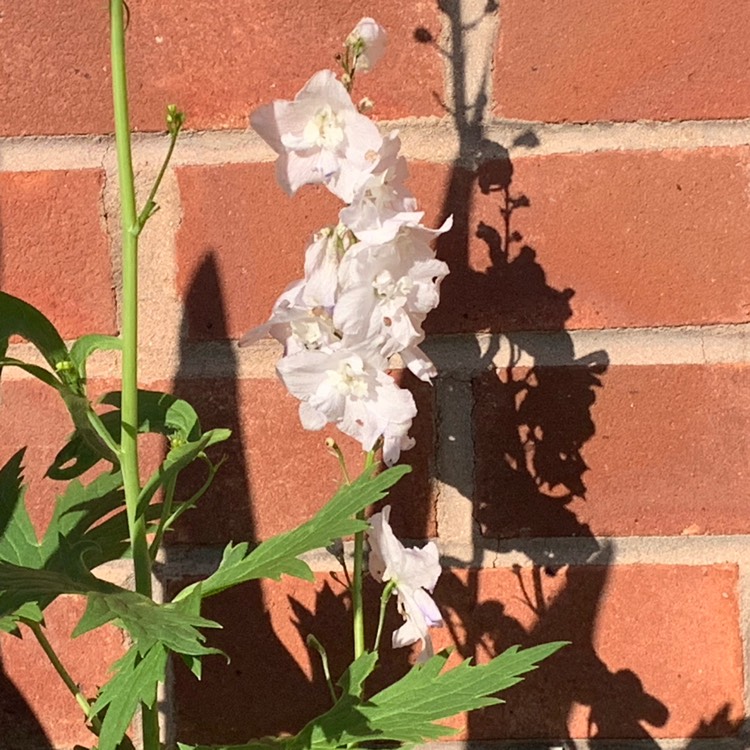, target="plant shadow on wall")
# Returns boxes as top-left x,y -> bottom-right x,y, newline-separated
418,0 -> 674,745
164,253 -> 319,746
0,211 -> 54,750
